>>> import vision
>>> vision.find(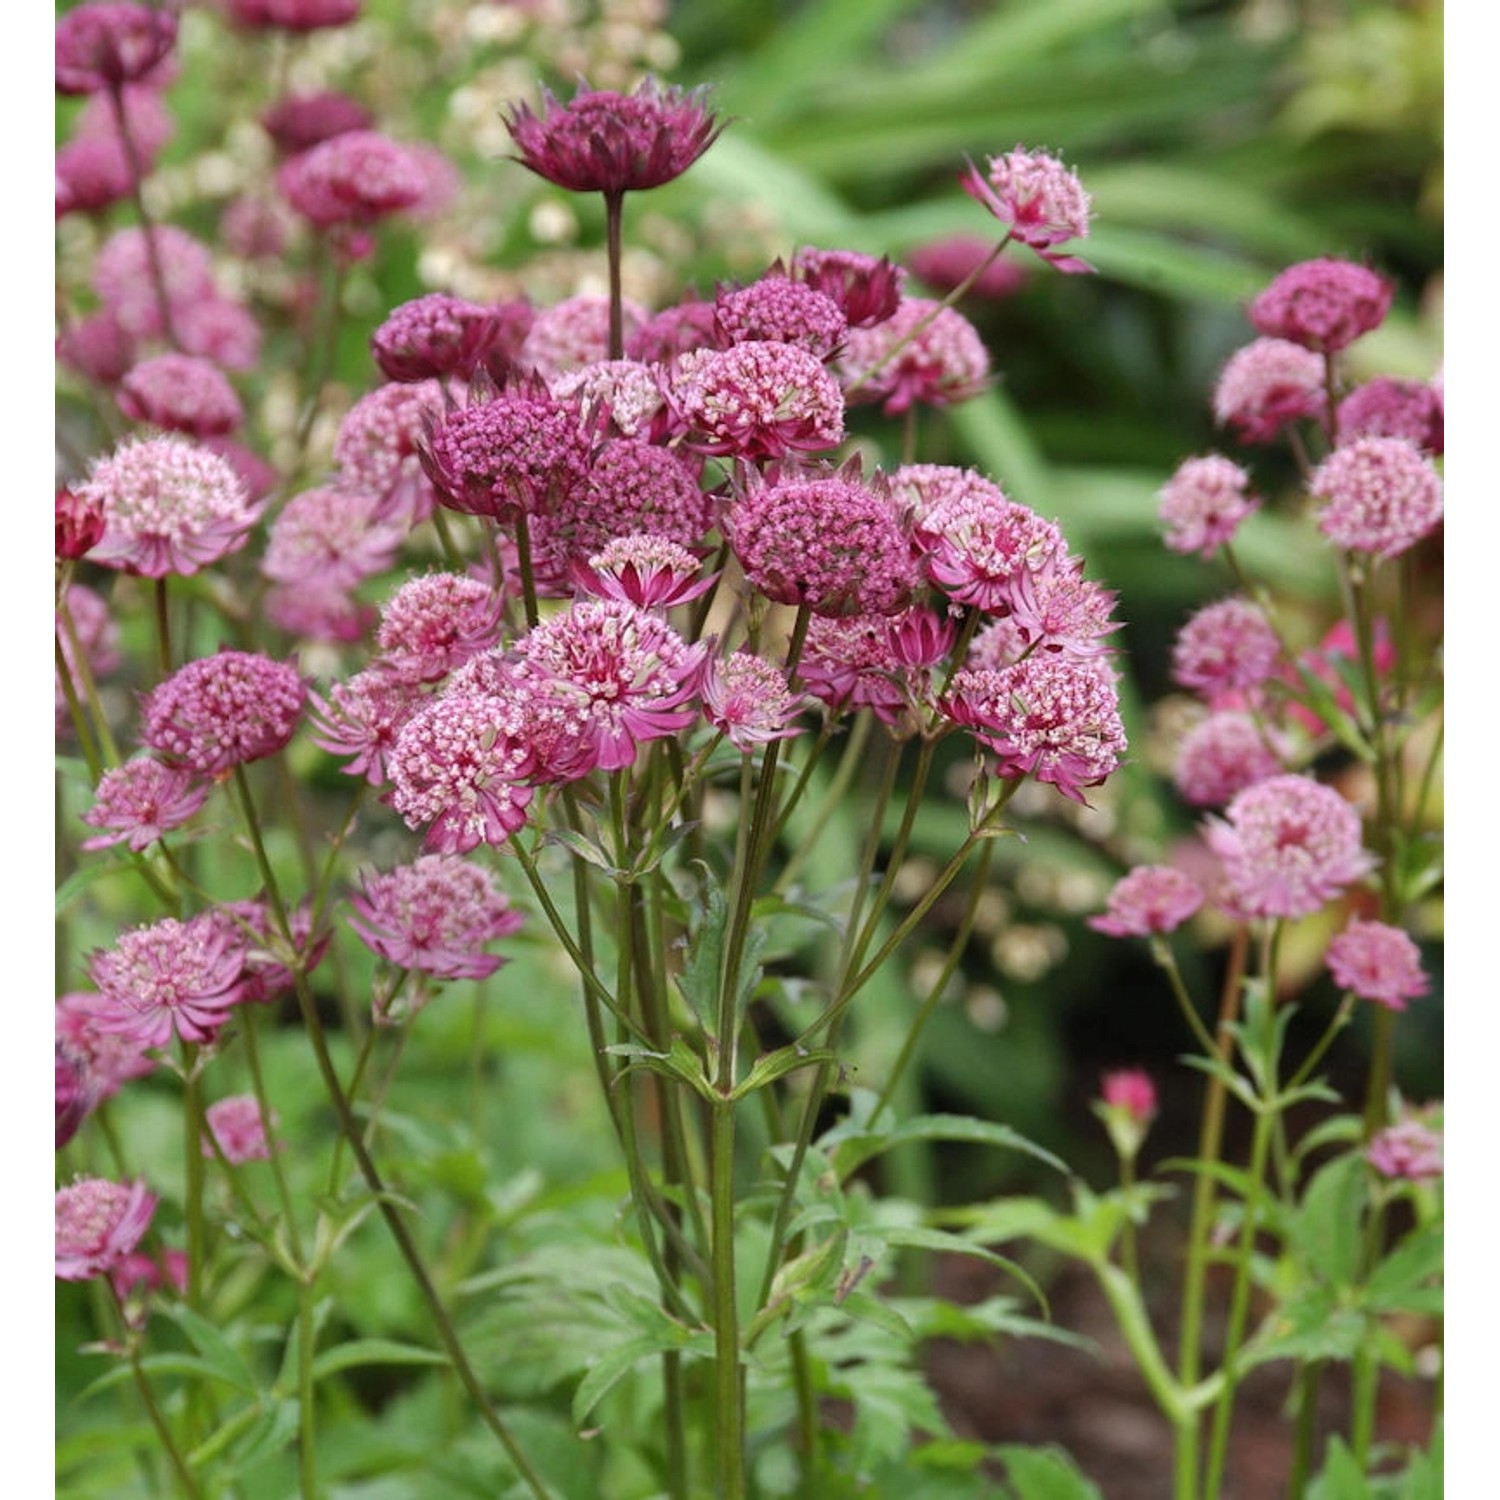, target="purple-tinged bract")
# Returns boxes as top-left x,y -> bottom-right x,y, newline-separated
790,247 -> 906,328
